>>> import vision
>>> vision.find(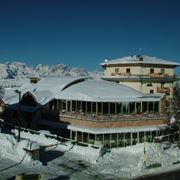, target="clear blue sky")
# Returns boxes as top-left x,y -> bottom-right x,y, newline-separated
0,0 -> 180,72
